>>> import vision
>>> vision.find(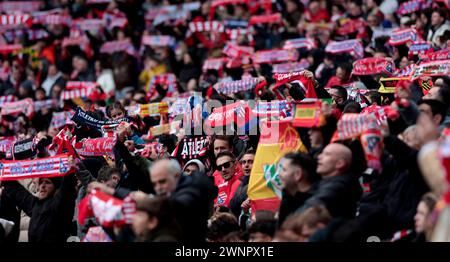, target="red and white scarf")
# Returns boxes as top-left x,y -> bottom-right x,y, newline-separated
0,44 -> 23,54
50,111 -> 75,129
336,18 -> 367,37
32,14 -> 72,26
419,48 -> 450,61
66,81 -> 98,90
214,77 -> 265,95
388,28 -> 419,46
74,137 -> 116,157
222,42 -> 254,58
283,38 -> 316,50
248,13 -> 282,25
272,59 -> 311,73
253,100 -> 292,118
397,0 -> 426,15
202,58 -> 226,71
0,95 -> 17,106
252,49 -> 299,64
351,57 -> 395,76
73,18 -> 105,31
394,64 -> 416,77
0,14 -> 32,27
3,29 -> 48,42
60,87 -> 96,100
100,40 -> 135,56
411,59 -> 450,80
408,41 -> 433,57
141,35 -> 175,47
226,27 -> 254,43
0,154 -> 74,181
78,190 -> 136,228
61,36 -> 90,47
325,39 -> 364,59
146,73 -> 177,97
0,136 -> 15,153
0,98 -> 34,118
0,1 -> 42,13
34,99 -> 58,111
